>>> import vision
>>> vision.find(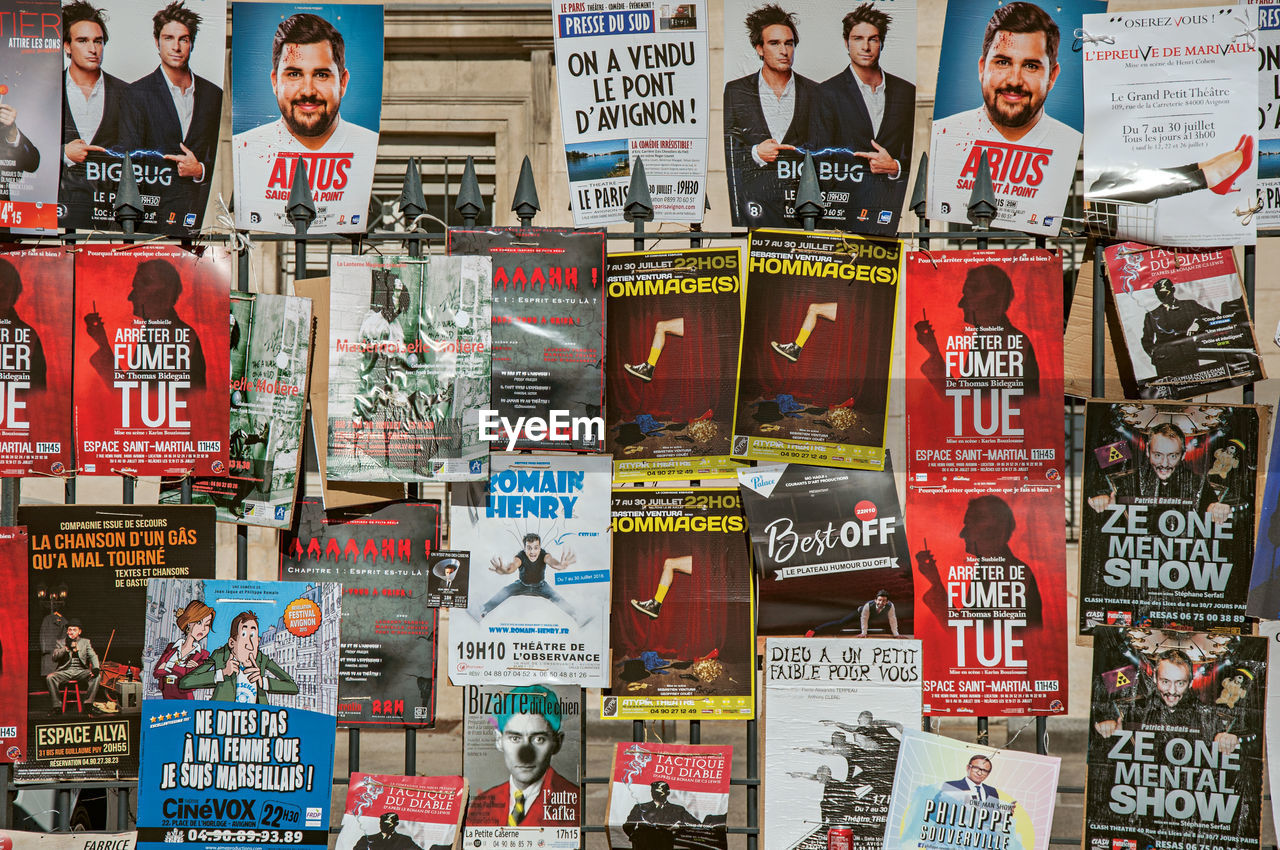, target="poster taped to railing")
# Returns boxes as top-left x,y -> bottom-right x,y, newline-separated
553,0 -> 709,225
1080,400 -> 1262,635
1082,6 -> 1258,246
231,2 -> 383,234
0,528 -> 25,763
606,247 -> 742,482
606,742 -> 731,850
336,773 -> 467,850
0,0 -> 62,233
